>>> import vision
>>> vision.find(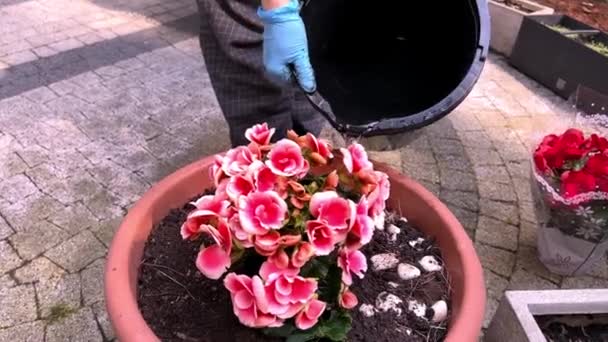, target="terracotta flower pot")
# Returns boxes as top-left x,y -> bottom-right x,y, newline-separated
104,156 -> 486,342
